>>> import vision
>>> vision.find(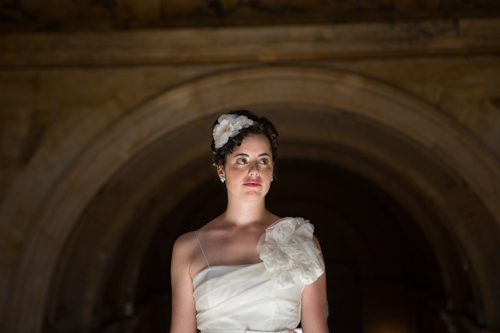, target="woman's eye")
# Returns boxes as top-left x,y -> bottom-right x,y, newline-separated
259,158 -> 269,165
236,158 -> 247,165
